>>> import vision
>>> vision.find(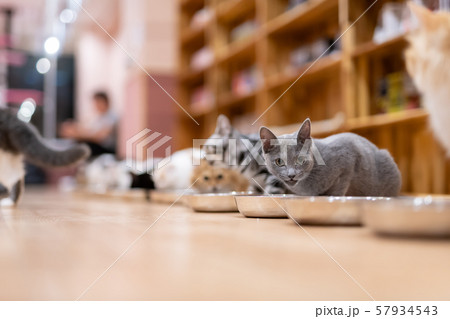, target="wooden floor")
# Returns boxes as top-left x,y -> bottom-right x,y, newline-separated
0,187 -> 449,301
